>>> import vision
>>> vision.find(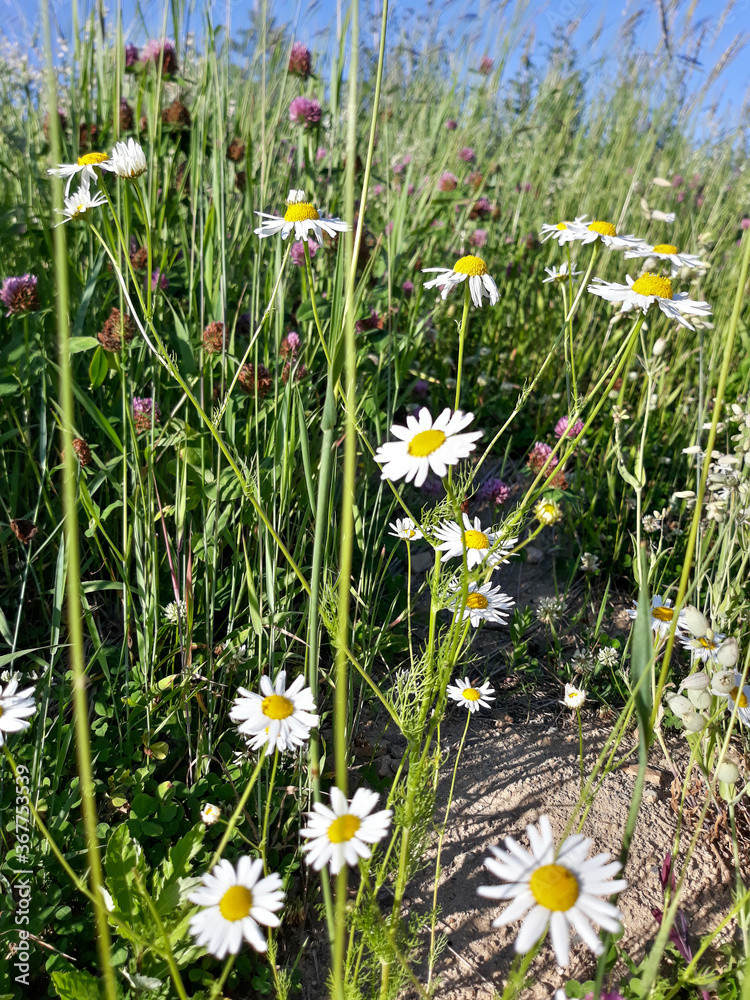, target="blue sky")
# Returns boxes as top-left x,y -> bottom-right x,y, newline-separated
4,0 -> 749,126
